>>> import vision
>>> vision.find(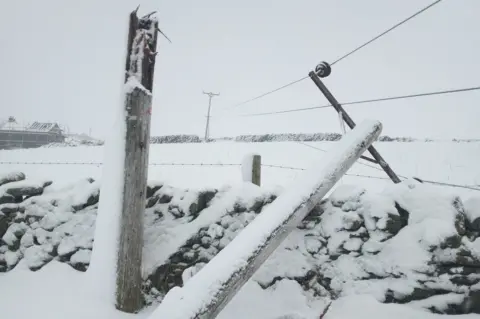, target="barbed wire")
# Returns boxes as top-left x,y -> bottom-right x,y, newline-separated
0,161 -> 241,167
0,160 -> 478,191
